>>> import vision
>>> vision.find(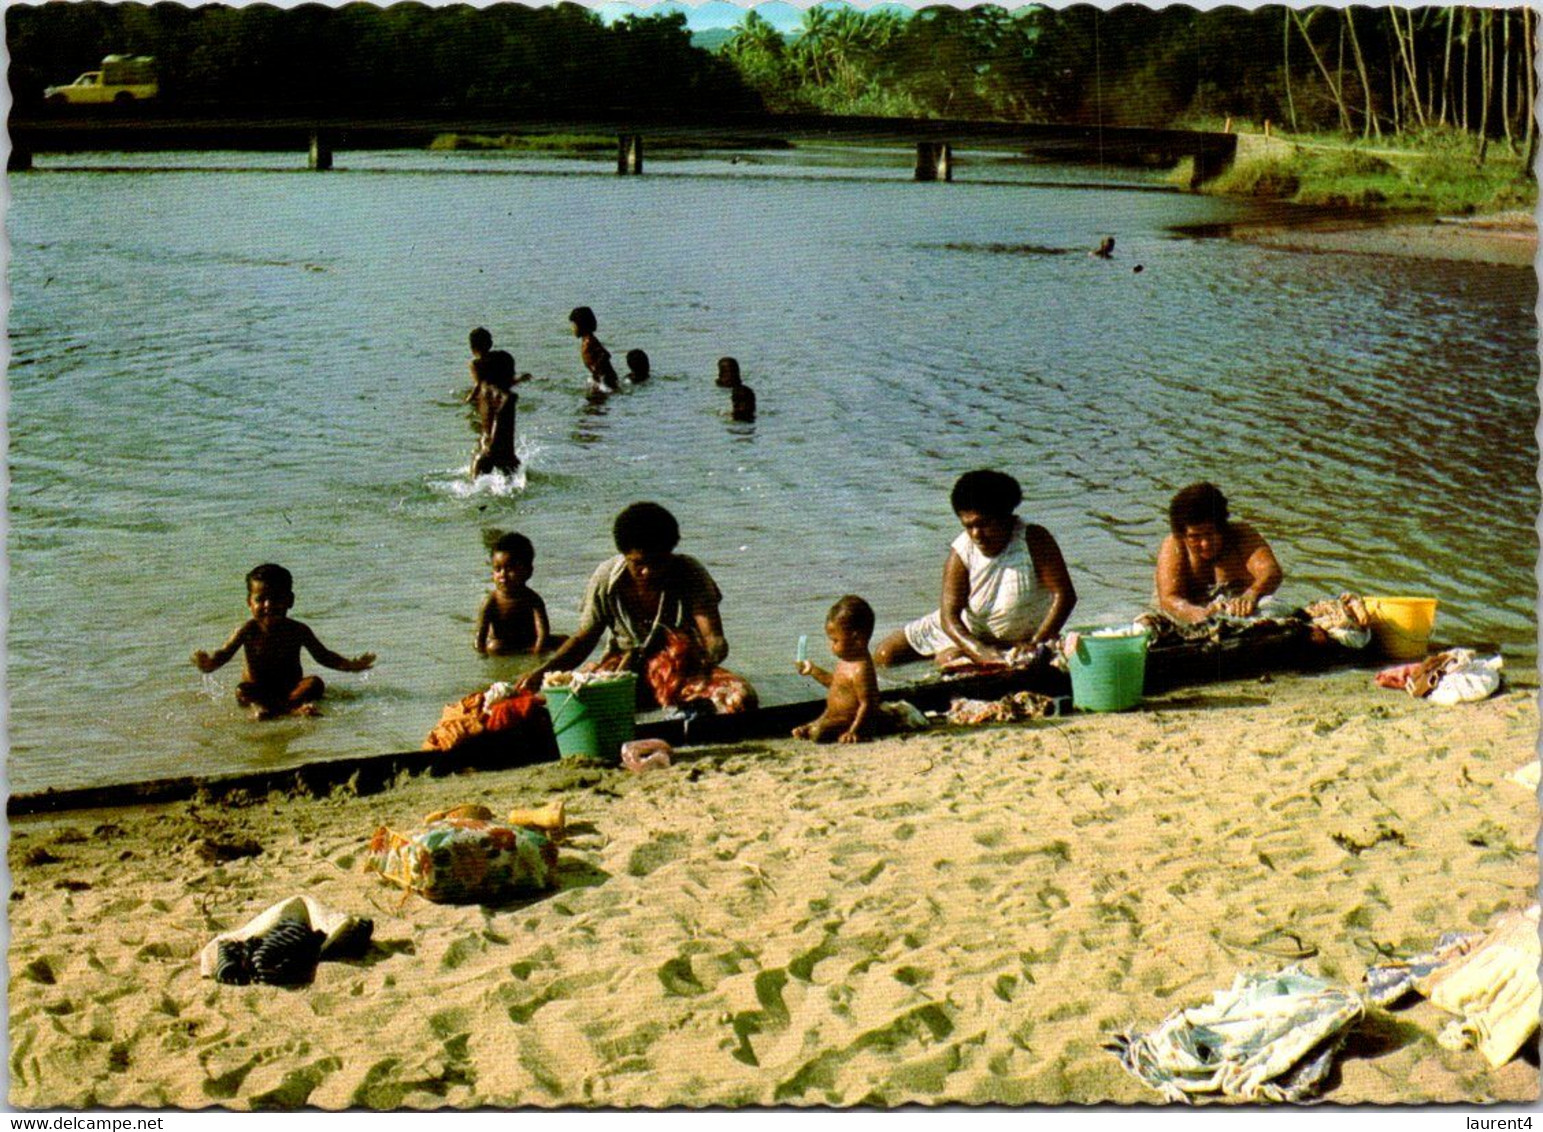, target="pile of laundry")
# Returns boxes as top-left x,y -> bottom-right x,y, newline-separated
1364,904 -> 1540,1067
1300,593 -> 1373,649
366,801 -> 565,905
1132,592 -> 1375,653
1374,649 -> 1504,705
1113,902 -> 1540,1102
945,690 -> 1065,726
1109,965 -> 1363,1103
422,681 -> 550,753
